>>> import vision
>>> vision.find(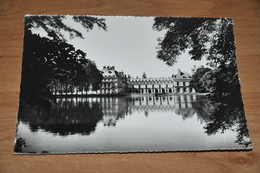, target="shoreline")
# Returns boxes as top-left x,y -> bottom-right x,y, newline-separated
53,92 -> 209,98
